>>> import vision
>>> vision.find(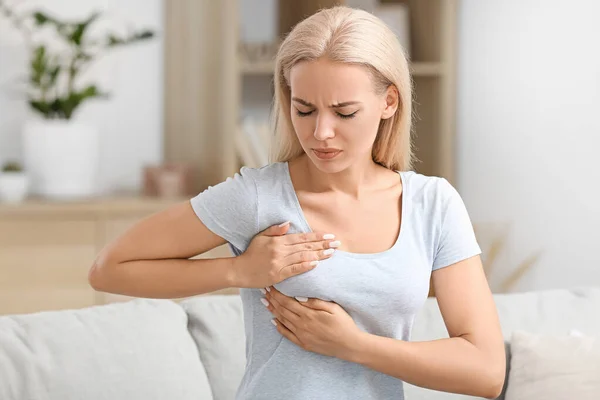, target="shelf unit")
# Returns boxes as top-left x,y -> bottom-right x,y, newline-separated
0,197 -> 235,315
164,0 -> 459,192
236,0 -> 459,182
